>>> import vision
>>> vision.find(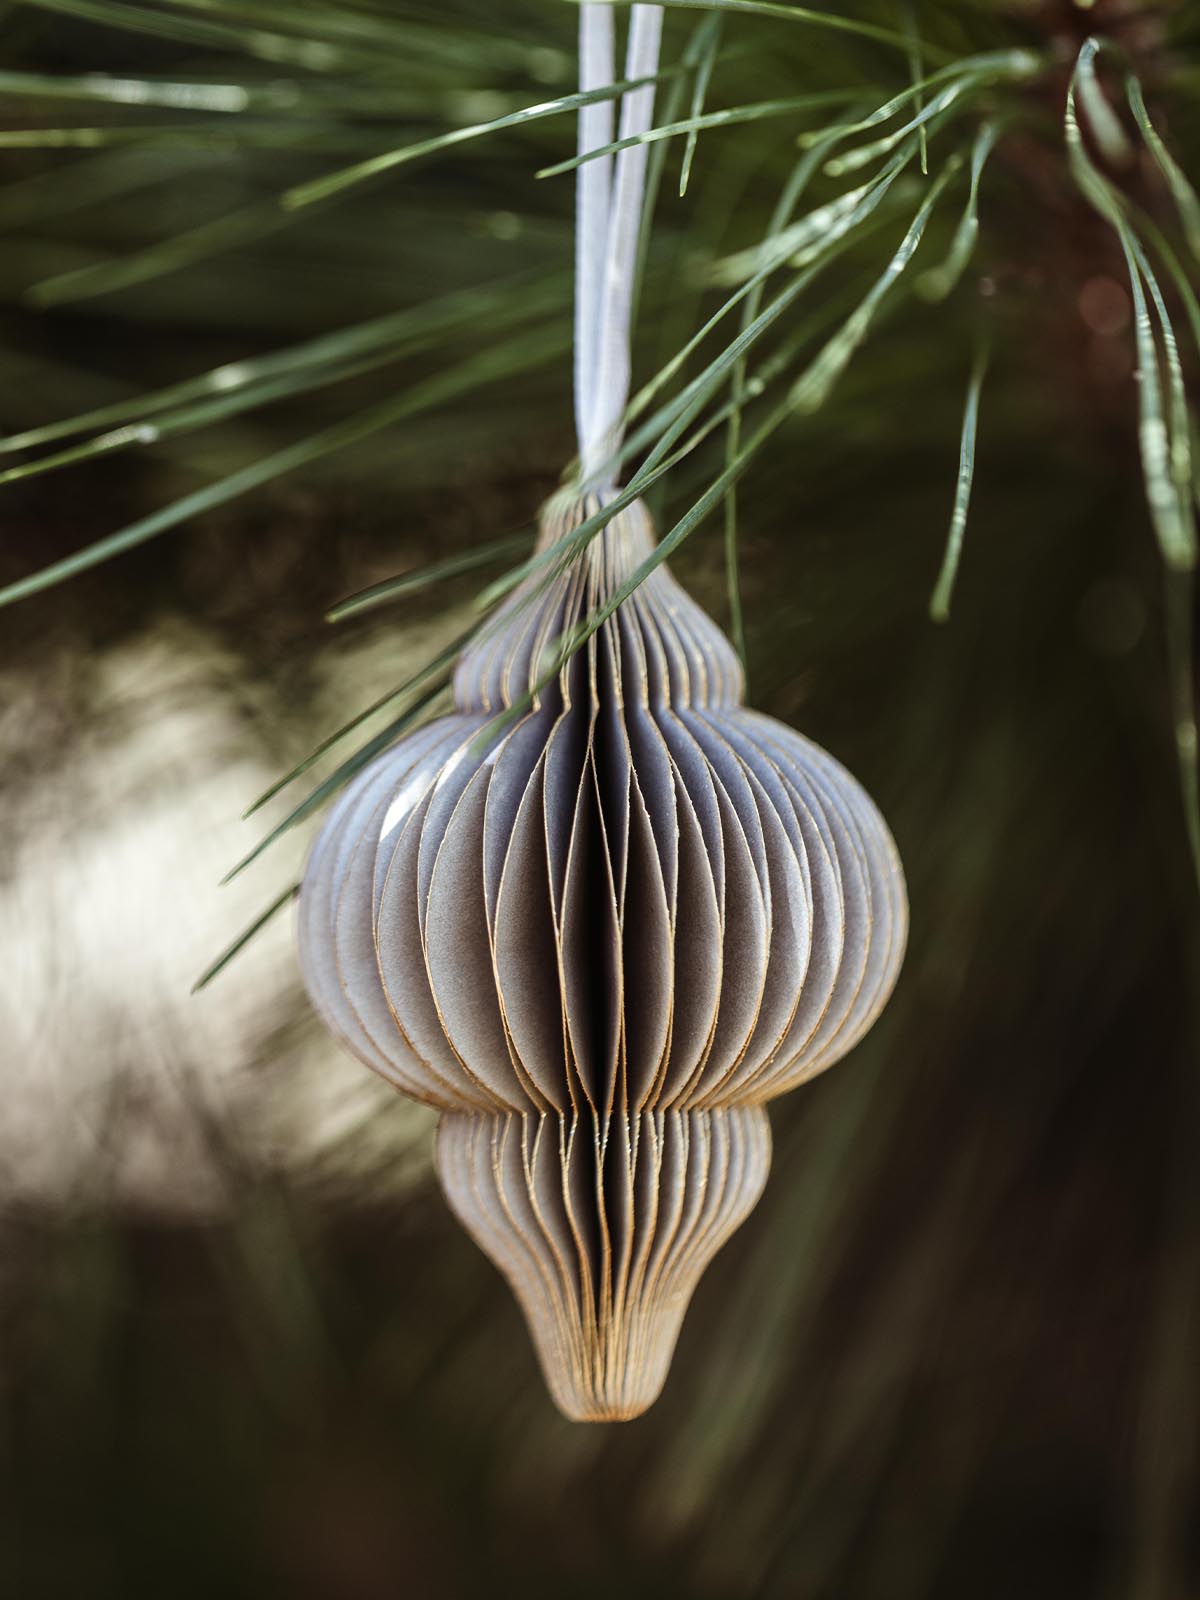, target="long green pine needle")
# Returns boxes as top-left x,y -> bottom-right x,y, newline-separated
1125,72 -> 1200,262
325,536 -> 532,623
537,89 -> 861,178
1066,42 -> 1196,570
931,342 -> 990,621
191,884 -> 298,993
283,69 -> 683,210
917,119 -> 1001,301
679,12 -> 722,196
590,0 -> 953,62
